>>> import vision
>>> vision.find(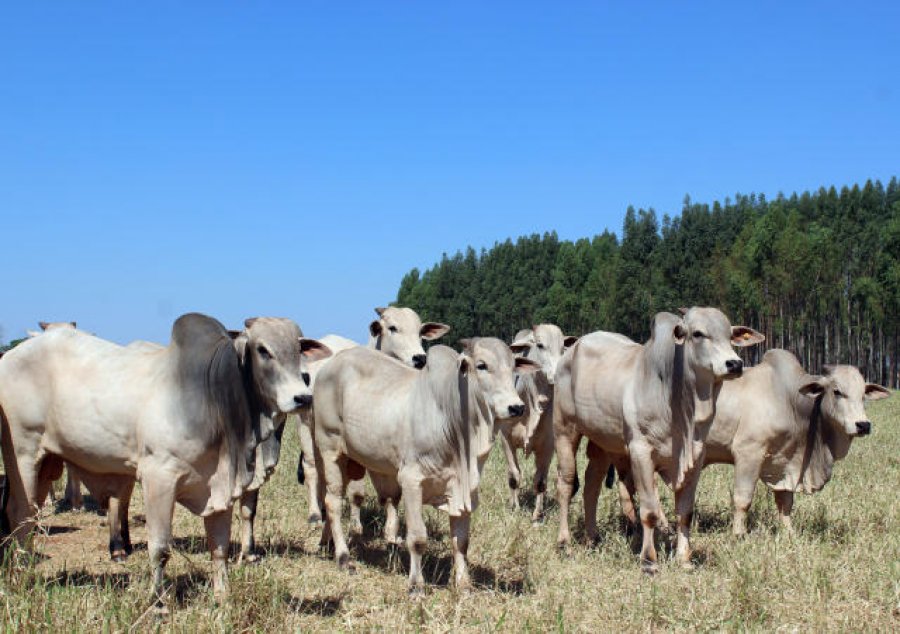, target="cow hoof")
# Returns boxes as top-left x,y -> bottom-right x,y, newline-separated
111,551 -> 128,563
337,552 -> 355,573
238,552 -> 261,565
307,513 -> 322,526
408,585 -> 426,600
349,523 -> 363,537
641,561 -> 659,576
